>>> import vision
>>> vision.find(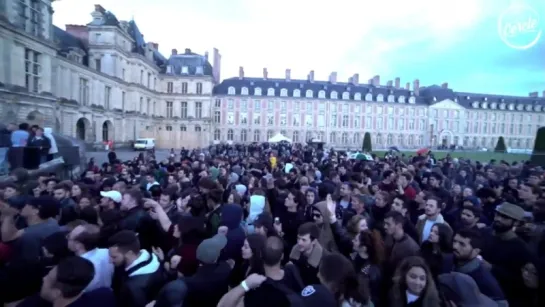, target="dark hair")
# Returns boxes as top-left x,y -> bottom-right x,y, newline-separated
455,228 -> 483,250
432,223 -> 453,252
53,183 -> 70,192
384,211 -> 405,225
54,257 -> 95,298
245,233 -> 266,274
319,253 -> 369,305
262,236 -> 284,266
108,230 -> 140,254
297,222 -> 320,240
461,204 -> 482,218
29,196 -> 60,219
124,190 -> 143,206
